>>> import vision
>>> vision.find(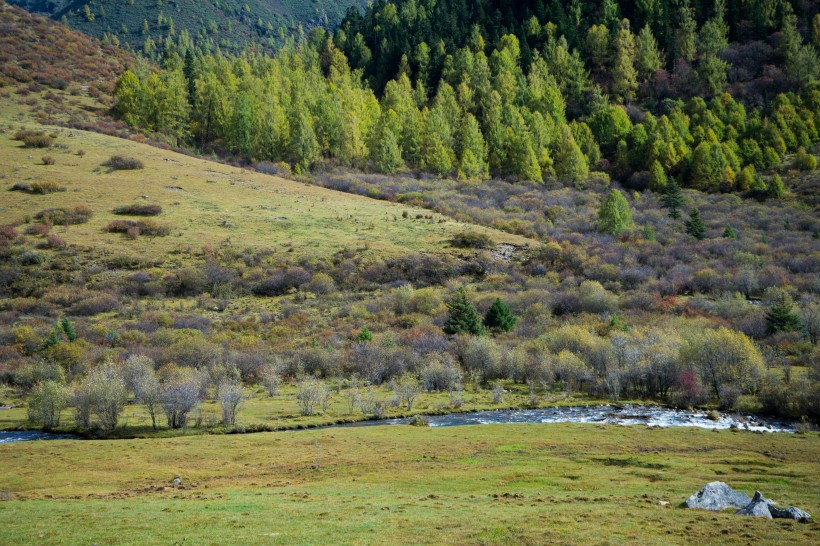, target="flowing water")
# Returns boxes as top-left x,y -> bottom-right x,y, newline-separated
0,431 -> 80,443
339,404 -> 796,433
